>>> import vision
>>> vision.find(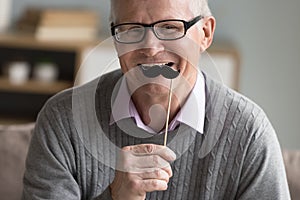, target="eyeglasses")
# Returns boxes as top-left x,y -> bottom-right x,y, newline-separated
111,15 -> 203,44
